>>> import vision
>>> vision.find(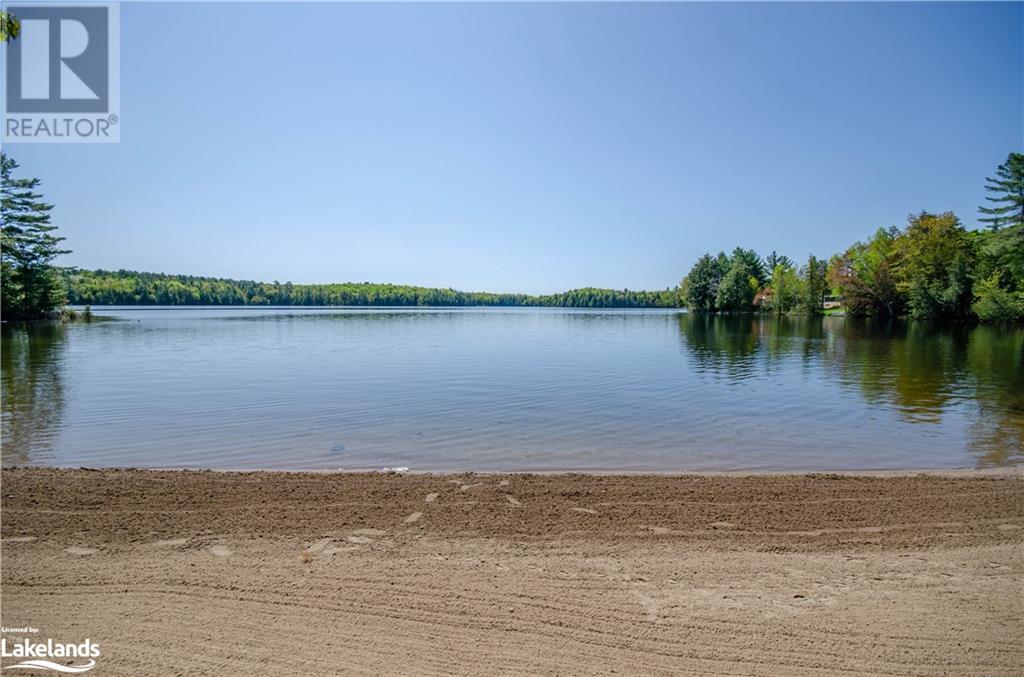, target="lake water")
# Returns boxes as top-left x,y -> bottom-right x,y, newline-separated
2,307 -> 1022,472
